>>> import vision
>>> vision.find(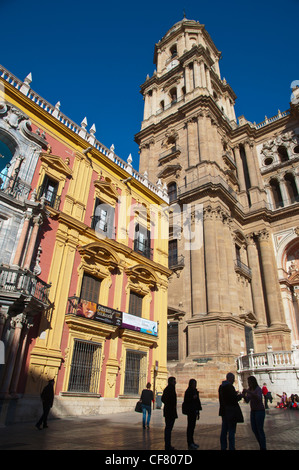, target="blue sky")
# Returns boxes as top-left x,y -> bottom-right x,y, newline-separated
1,0 -> 298,173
